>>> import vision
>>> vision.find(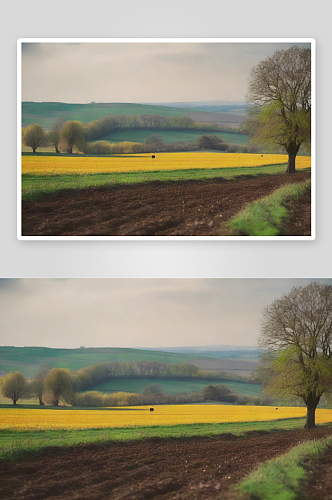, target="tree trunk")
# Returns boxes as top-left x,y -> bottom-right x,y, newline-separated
286,154 -> 297,174
38,396 -> 43,405
33,147 -> 36,153
305,406 -> 316,428
285,143 -> 300,174
55,146 -> 59,154
69,146 -> 72,154
13,399 -> 17,406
